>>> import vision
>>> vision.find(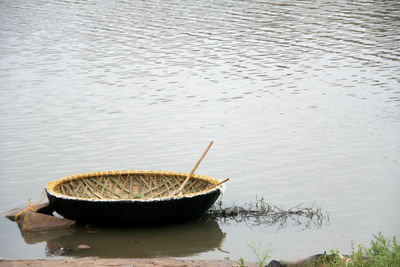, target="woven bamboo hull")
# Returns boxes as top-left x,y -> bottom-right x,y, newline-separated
45,170 -> 223,225
46,190 -> 220,225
